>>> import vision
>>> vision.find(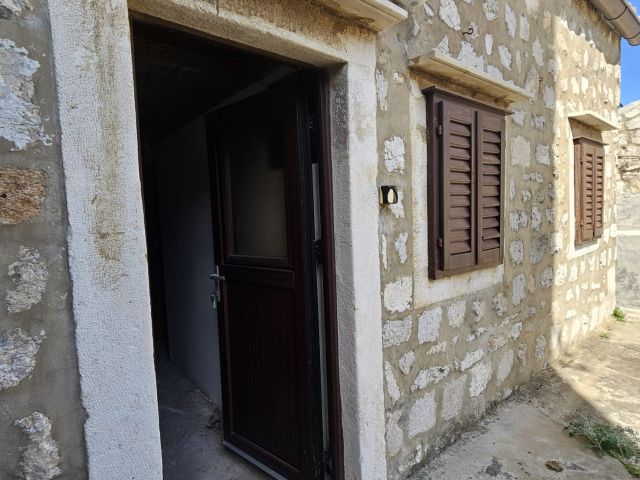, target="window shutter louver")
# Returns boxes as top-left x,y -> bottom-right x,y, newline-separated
594,145 -> 605,237
477,111 -> 504,265
578,141 -> 595,243
439,101 -> 476,271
